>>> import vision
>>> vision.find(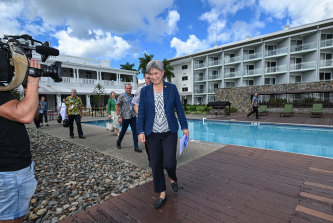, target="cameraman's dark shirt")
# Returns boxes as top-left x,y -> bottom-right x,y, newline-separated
0,89 -> 31,171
